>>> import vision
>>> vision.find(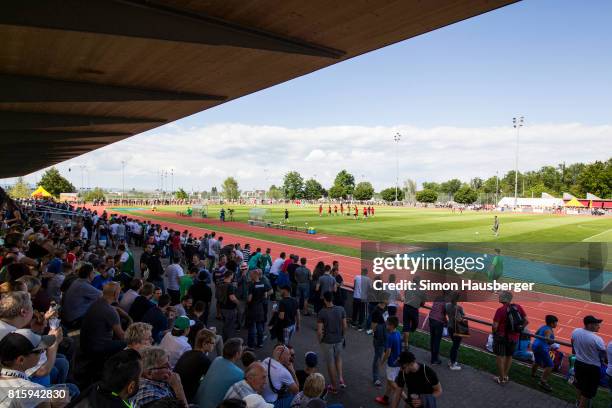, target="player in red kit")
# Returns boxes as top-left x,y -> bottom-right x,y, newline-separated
334,205 -> 338,216
363,206 -> 368,218
354,205 -> 358,219
319,204 -> 323,216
